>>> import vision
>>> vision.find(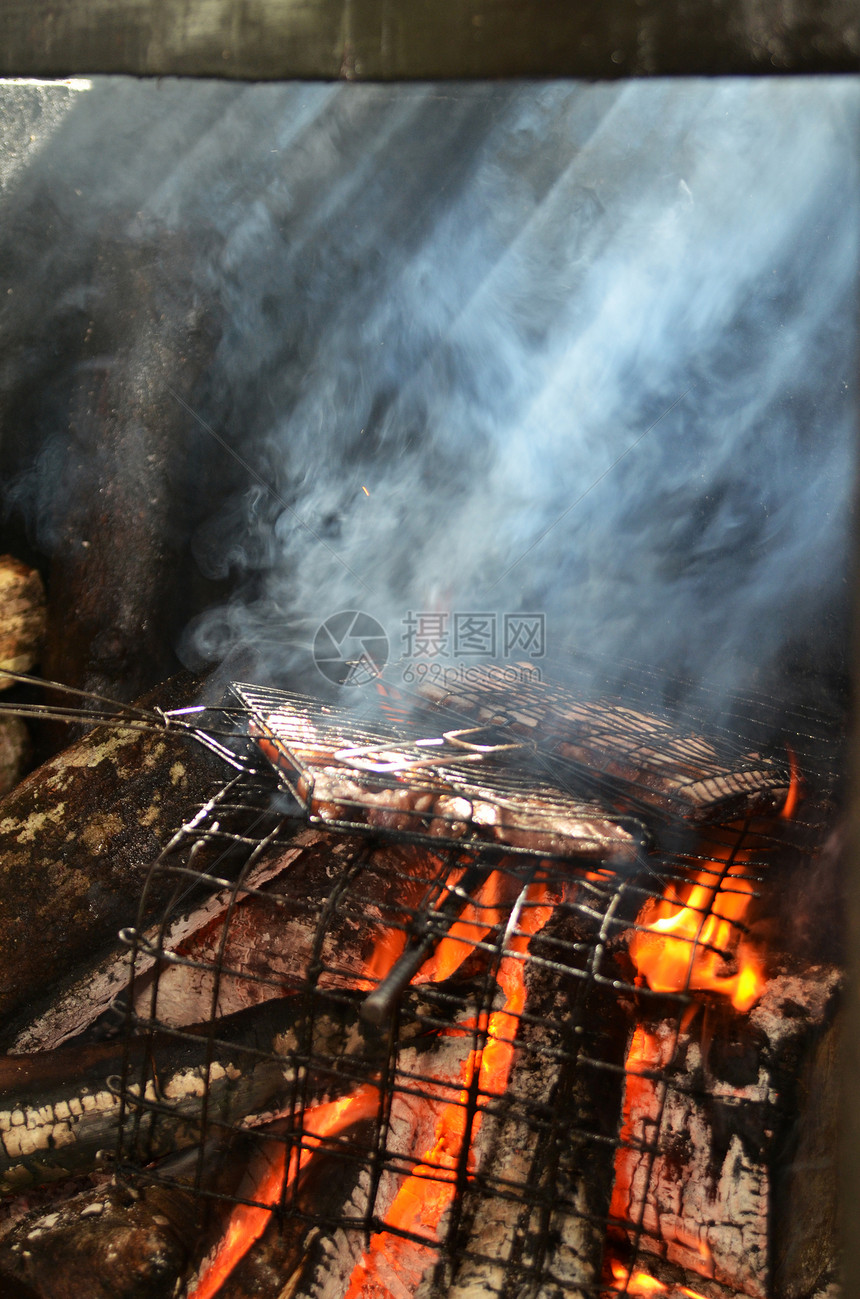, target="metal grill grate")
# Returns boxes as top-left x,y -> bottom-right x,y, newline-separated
109,672 -> 843,1297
